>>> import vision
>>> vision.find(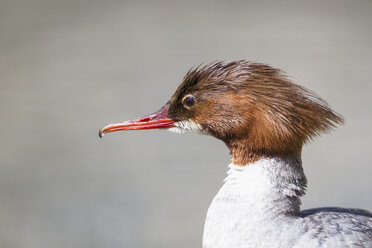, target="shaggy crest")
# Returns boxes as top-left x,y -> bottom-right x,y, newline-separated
168,60 -> 344,165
